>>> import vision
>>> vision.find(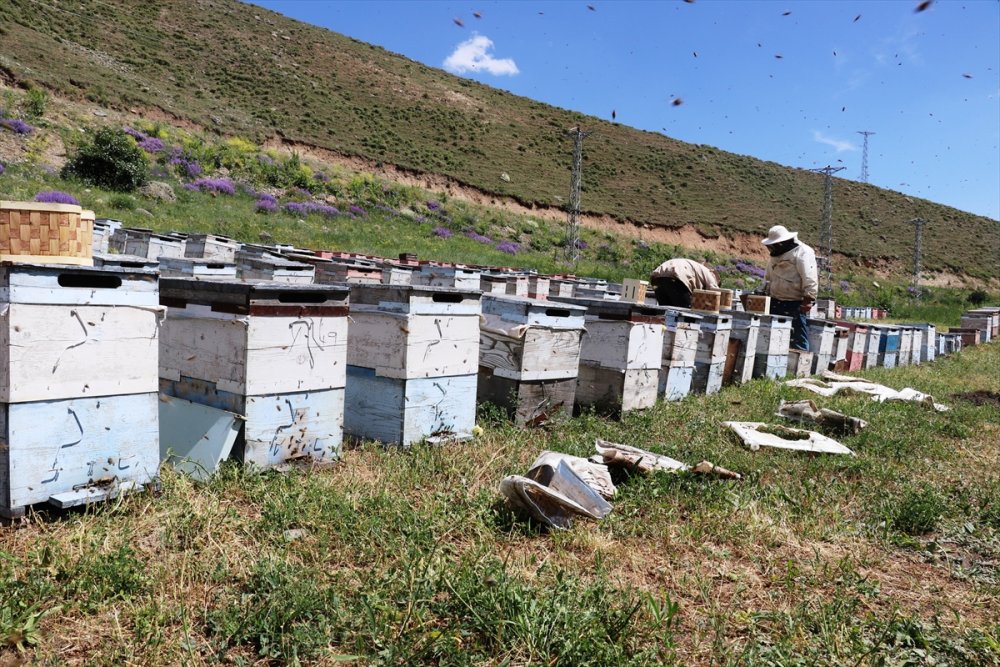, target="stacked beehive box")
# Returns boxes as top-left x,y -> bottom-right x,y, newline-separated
836,322 -> 868,371
413,263 -> 481,290
897,326 -> 914,366
159,257 -> 237,280
907,326 -> 924,365
184,233 -> 241,261
949,327 -> 980,347
832,327 -> 850,371
752,314 -> 793,379
125,231 -> 184,261
689,311 -> 732,394
863,325 -> 882,369
660,309 -> 701,399
477,295 -> 586,425
806,319 -> 836,374
92,252 -> 160,271
961,311 -> 995,343
549,278 -> 577,298
0,264 -> 161,518
314,259 -> 382,285
872,325 -> 901,368
726,311 -> 761,385
344,284 -> 481,446
527,275 -> 550,300
504,273 -> 530,297
381,261 -> 417,286
92,218 -> 122,254
236,250 -> 315,284
159,279 -> 350,468
786,350 -> 814,377
551,297 -> 665,415
480,274 -> 510,294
